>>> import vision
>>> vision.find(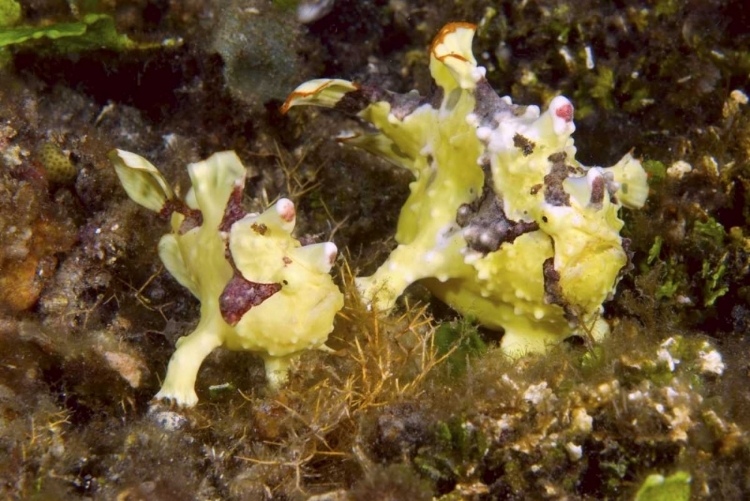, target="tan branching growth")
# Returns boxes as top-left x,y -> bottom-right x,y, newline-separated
334,263 -> 452,412
230,260 -> 456,496
276,141 -> 323,202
